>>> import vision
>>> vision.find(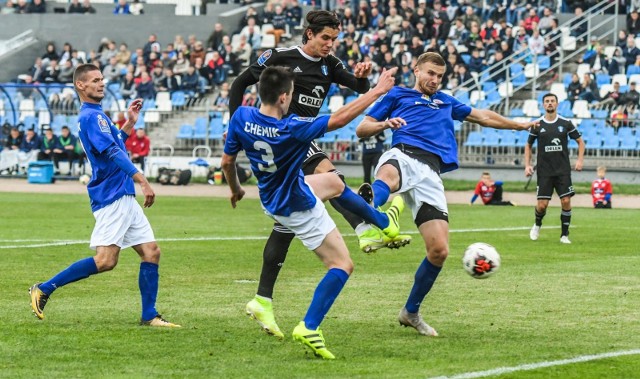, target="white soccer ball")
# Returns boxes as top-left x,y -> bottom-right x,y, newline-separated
462,242 -> 501,279
79,174 -> 90,185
